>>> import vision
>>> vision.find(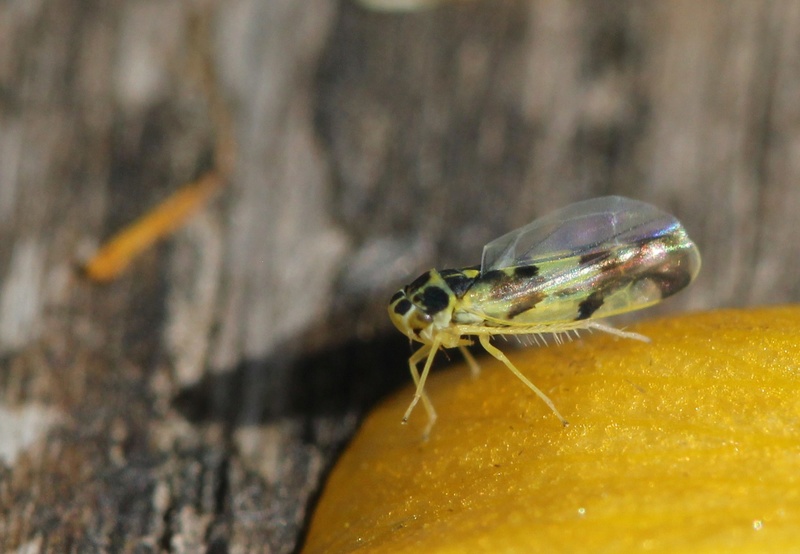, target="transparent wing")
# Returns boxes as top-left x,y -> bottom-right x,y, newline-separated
480,196 -> 680,273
